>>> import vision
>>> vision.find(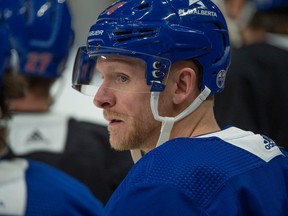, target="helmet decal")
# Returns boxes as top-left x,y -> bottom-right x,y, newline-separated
216,70 -> 227,89
106,2 -> 127,15
179,0 -> 218,17
24,52 -> 53,75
